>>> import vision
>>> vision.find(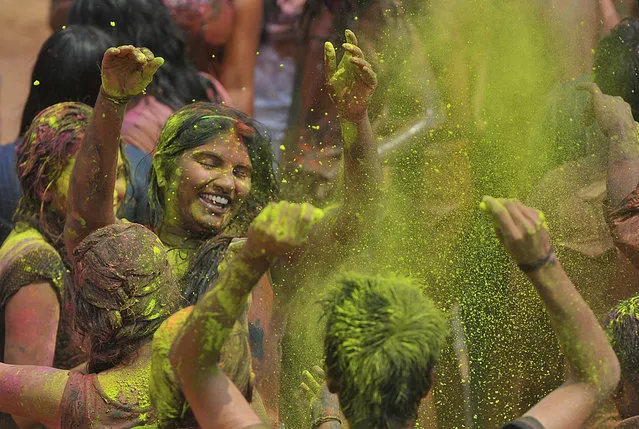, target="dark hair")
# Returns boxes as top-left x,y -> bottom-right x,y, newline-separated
15,102 -> 93,250
322,272 -> 448,429
594,18 -> 639,121
19,25 -> 114,137
67,0 -> 218,109
149,103 -> 278,304
605,295 -> 639,386
149,102 -> 278,235
73,223 -> 181,373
